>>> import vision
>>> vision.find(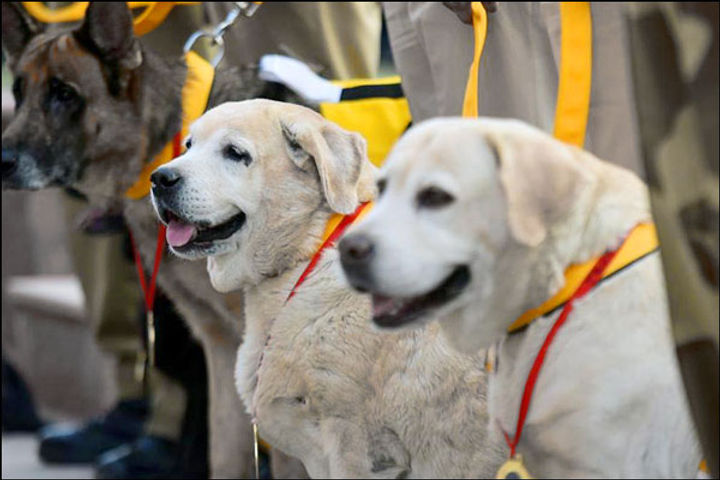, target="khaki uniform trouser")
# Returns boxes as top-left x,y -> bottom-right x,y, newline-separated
383,2 -> 644,176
